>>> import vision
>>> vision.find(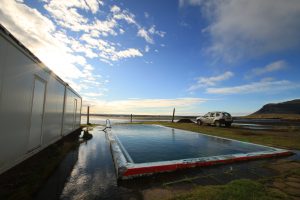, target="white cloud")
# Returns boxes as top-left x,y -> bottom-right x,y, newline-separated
91,18 -> 118,36
179,0 -> 203,8
80,31 -> 143,62
83,92 -> 104,97
206,79 -> 299,95
181,0 -> 300,62
145,45 -> 150,52
145,60 -> 153,64
188,71 -> 234,91
119,28 -> 125,34
137,28 -> 154,44
79,32 -> 143,61
85,0 -> 103,13
0,0 -> 83,81
43,0 -> 90,32
115,48 -> 143,59
111,5 -> 121,13
44,1 -> 148,64
149,25 -> 166,38
144,12 -> 149,18
137,26 -> 166,44
0,0 -> 164,100
113,10 -> 136,24
246,60 -> 287,78
82,97 -> 207,114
